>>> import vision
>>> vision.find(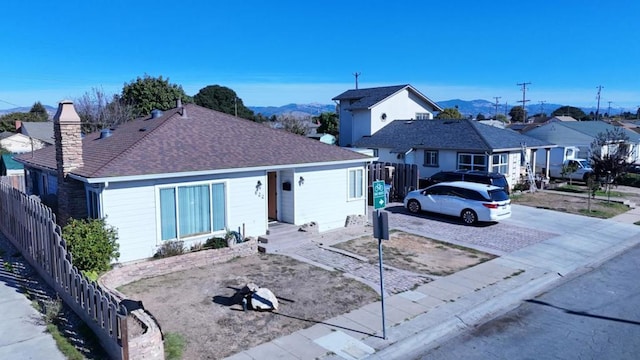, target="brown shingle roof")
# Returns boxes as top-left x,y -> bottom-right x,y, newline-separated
18,104 -> 371,179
